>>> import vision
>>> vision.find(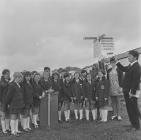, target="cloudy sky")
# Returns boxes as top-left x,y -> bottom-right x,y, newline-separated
0,0 -> 141,72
